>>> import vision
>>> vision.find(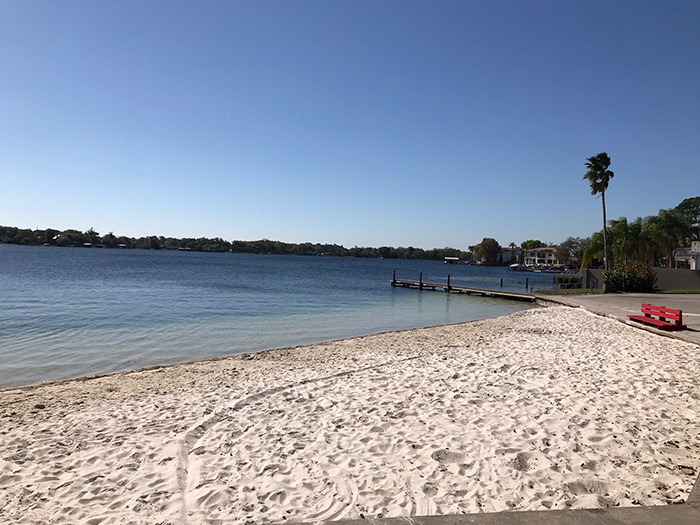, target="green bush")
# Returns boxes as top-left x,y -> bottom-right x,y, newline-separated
604,263 -> 657,292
